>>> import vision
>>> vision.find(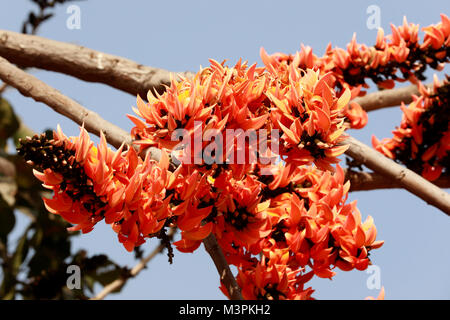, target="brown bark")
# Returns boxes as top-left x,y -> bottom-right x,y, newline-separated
344,136 -> 450,216
0,55 -> 131,149
203,233 -> 243,300
353,84 -> 431,112
0,29 -> 431,114
0,29 -> 194,98
346,170 -> 450,192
